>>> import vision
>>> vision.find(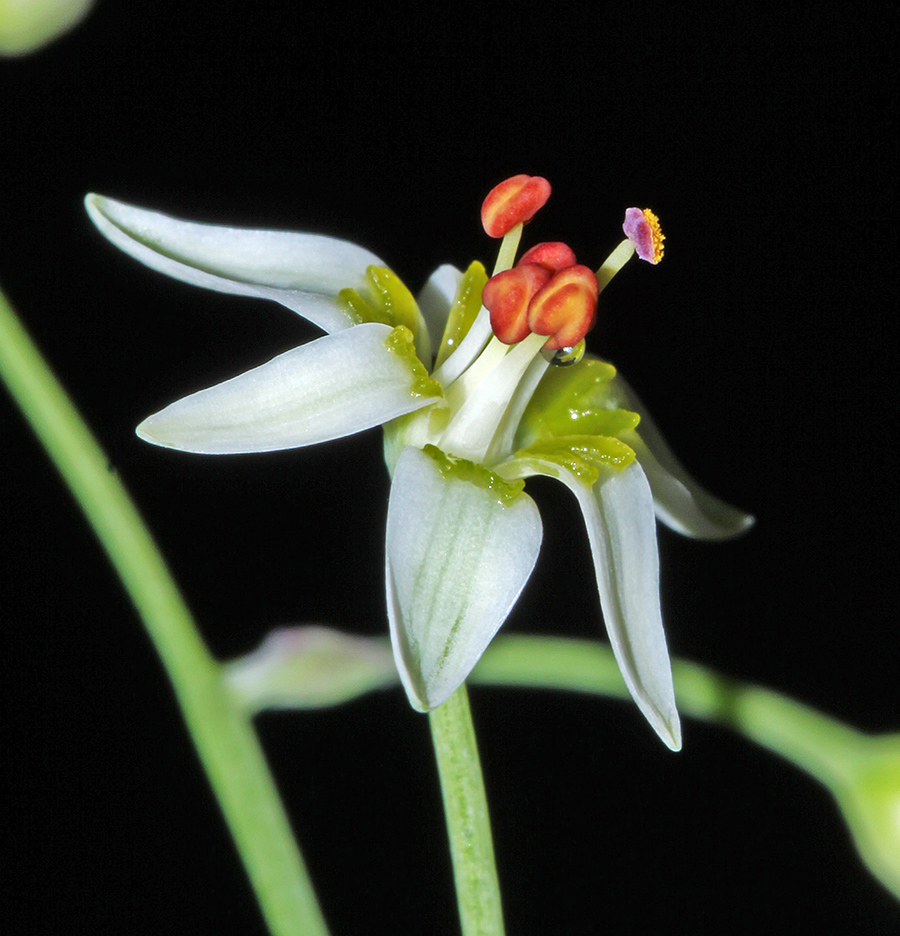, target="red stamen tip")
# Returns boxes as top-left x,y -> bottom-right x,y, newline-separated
517,241 -> 577,274
482,263 -> 551,345
527,265 -> 599,350
481,175 -> 552,238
